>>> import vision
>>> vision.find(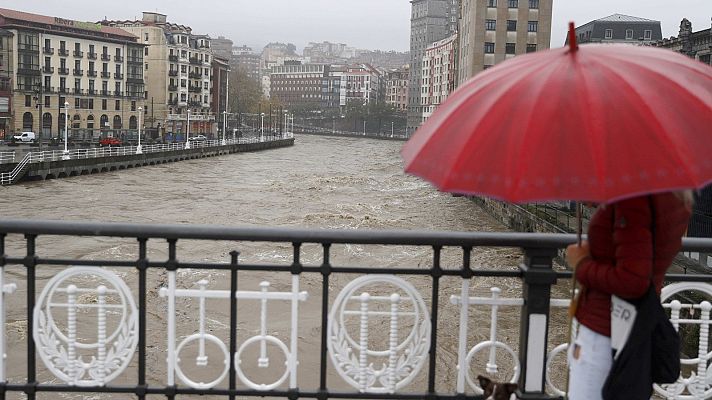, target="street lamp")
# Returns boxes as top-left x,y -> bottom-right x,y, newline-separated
222,111 -> 227,145
136,107 -> 143,154
185,110 -> 191,149
332,116 -> 335,134
62,102 -> 70,160
391,121 -> 394,138
260,112 -> 265,142
363,120 -> 366,136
